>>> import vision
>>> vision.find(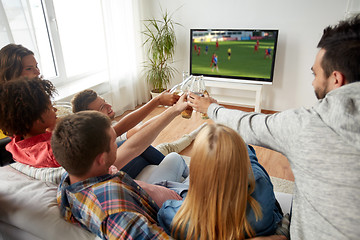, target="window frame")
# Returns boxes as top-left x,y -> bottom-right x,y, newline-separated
42,0 -> 109,88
